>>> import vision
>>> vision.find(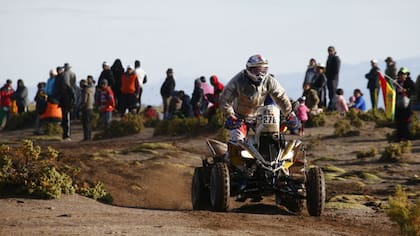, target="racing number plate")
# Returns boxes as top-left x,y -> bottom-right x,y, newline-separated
262,114 -> 277,124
